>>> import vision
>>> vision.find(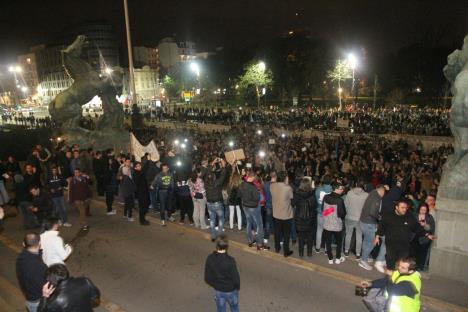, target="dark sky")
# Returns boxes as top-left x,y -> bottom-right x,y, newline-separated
0,0 -> 467,63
